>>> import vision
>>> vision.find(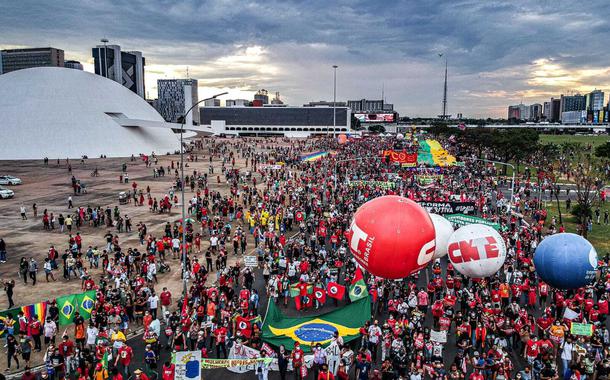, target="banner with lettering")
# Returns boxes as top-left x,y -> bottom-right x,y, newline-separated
416,175 -> 444,187
445,214 -> 501,231
417,201 -> 476,215
201,358 -> 273,370
382,150 -> 417,166
348,180 -> 396,189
